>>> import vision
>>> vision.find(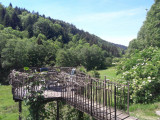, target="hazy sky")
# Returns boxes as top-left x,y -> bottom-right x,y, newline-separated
0,0 -> 154,46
